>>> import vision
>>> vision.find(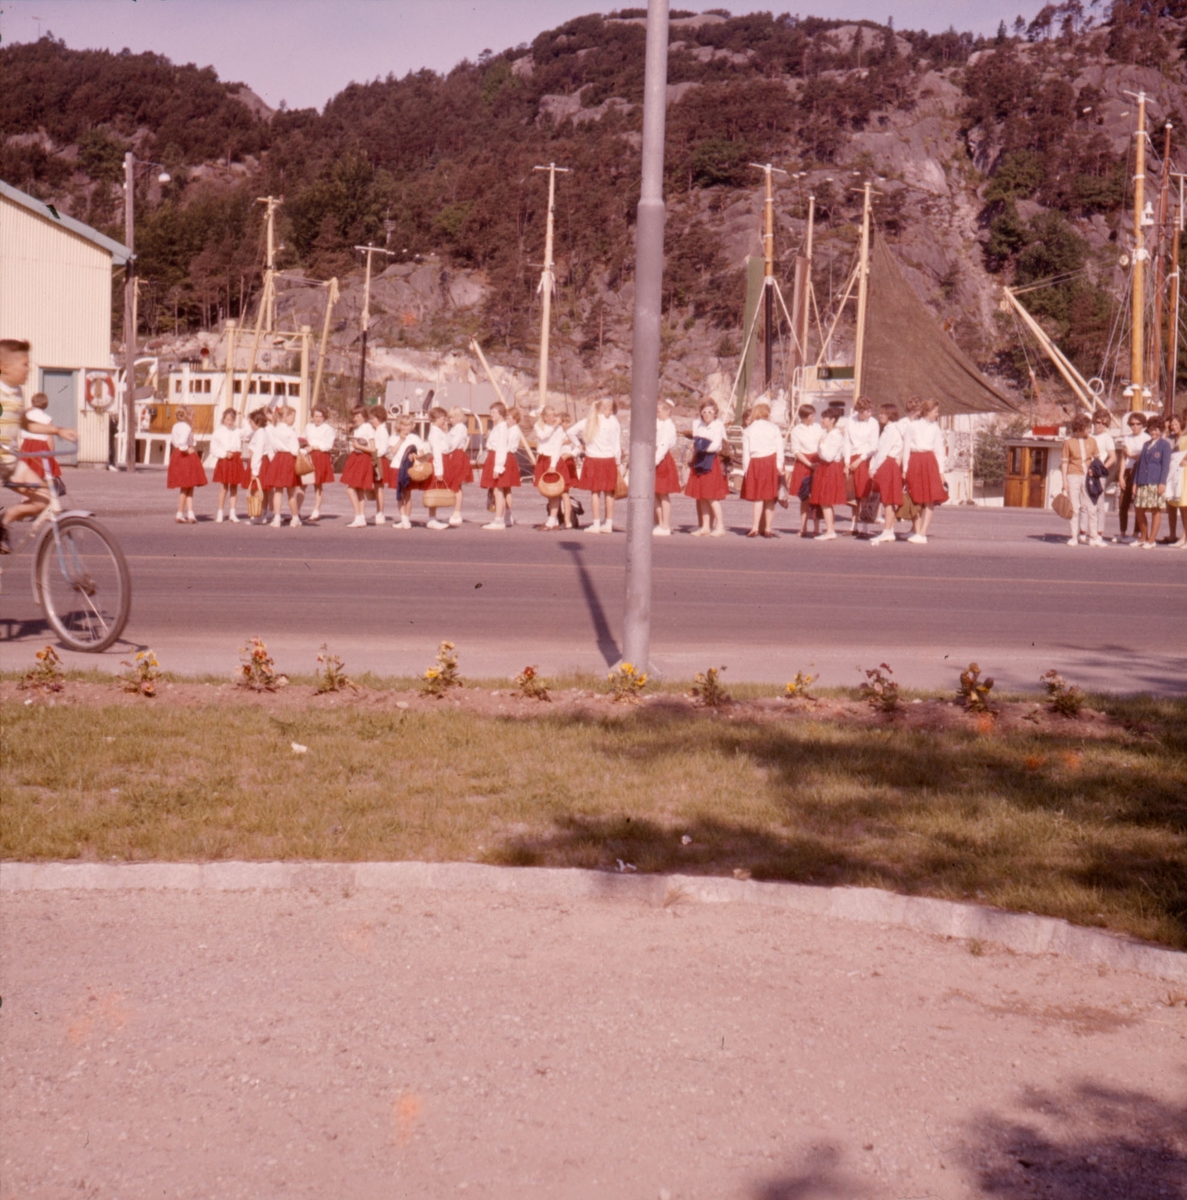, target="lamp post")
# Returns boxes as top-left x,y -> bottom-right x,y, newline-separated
122,152 -> 170,471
